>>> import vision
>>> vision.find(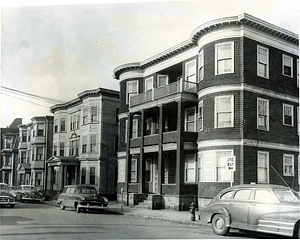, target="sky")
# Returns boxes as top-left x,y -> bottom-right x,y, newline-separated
1,0 -> 299,127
